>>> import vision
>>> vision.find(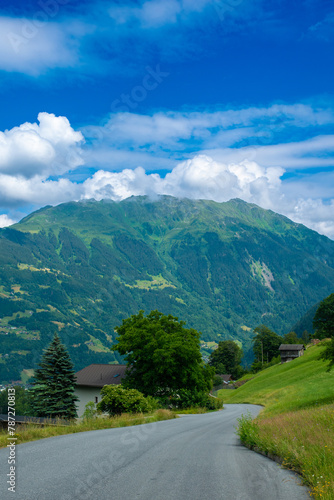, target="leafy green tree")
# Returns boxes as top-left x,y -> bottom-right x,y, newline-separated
112,310 -> 214,399
319,338 -> 334,371
208,340 -> 243,378
97,385 -> 155,416
169,388 -> 223,410
0,387 -> 35,416
301,330 -> 310,344
30,333 -> 78,419
252,325 -> 282,364
283,331 -> 303,345
313,293 -> 334,339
